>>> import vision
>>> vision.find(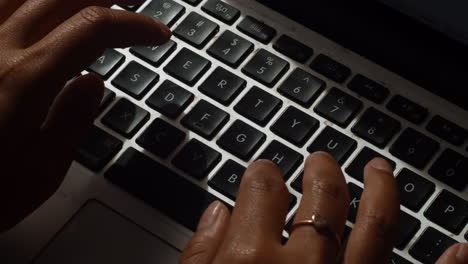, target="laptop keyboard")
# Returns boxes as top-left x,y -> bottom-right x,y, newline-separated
75,1 -> 468,263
